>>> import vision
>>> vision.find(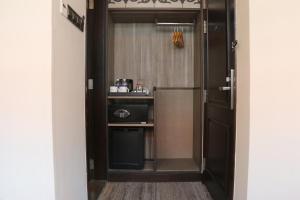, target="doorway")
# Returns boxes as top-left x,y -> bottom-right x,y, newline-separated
85,0 -> 236,200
